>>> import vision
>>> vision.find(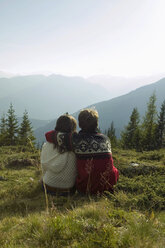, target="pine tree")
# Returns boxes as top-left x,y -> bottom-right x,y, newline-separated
0,113 -> 7,145
6,103 -> 19,145
155,100 -> 165,149
0,113 -> 7,134
18,110 -> 36,146
121,108 -> 141,149
141,93 -> 157,150
107,121 -> 117,147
